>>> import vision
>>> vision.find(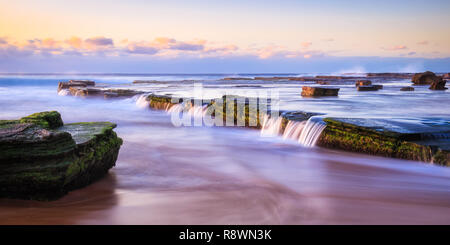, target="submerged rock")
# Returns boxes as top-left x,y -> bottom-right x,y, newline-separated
429,80 -> 447,90
412,71 -> 443,85
301,86 -> 340,96
400,86 -> 415,91
357,85 -> 380,91
0,111 -> 122,200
